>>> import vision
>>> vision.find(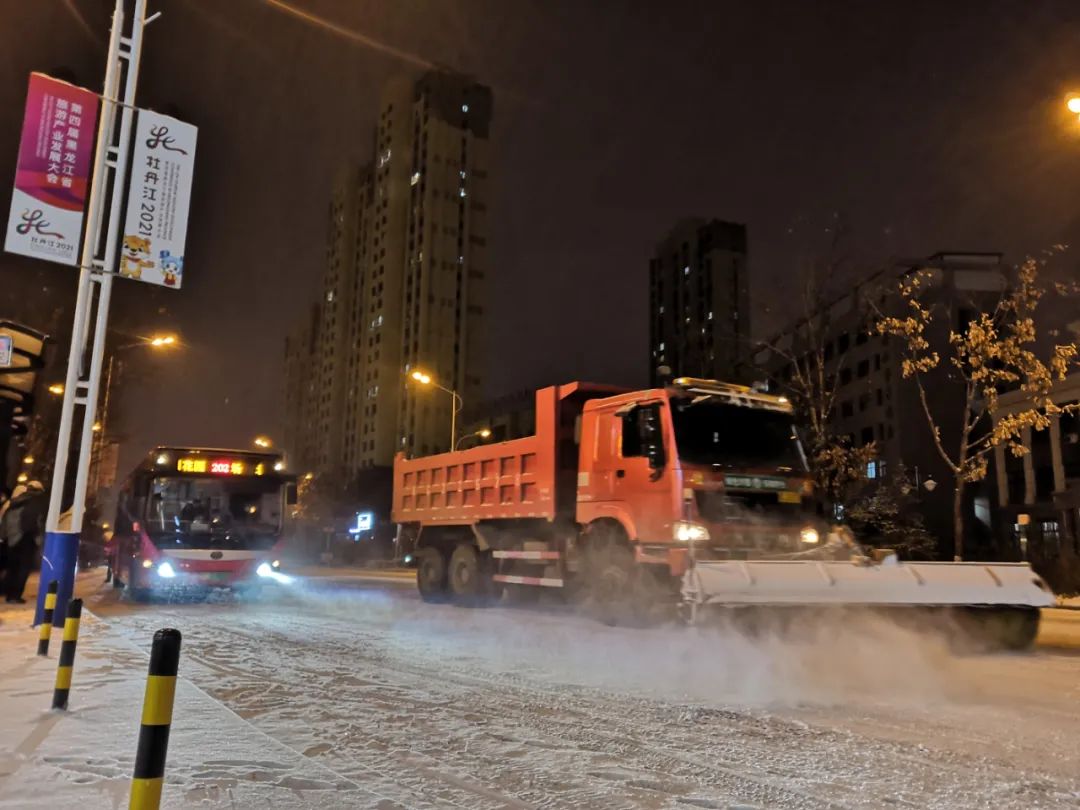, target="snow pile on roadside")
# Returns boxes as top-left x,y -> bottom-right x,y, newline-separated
0,604 -> 398,809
